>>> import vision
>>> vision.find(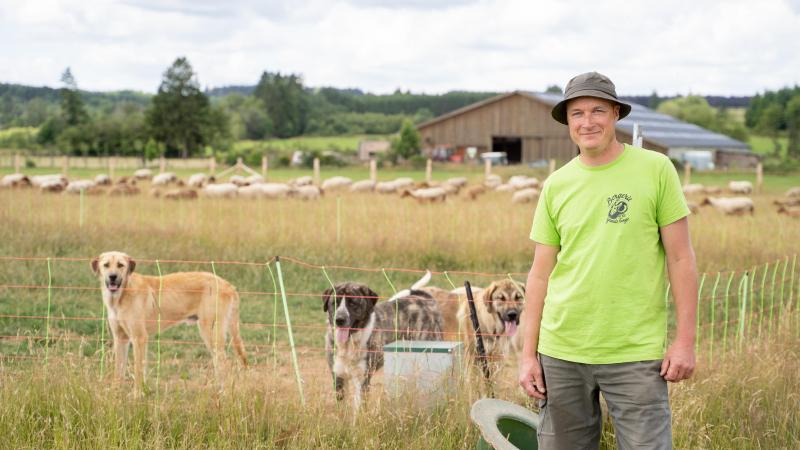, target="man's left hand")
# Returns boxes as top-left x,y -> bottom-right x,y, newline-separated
660,341 -> 695,382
